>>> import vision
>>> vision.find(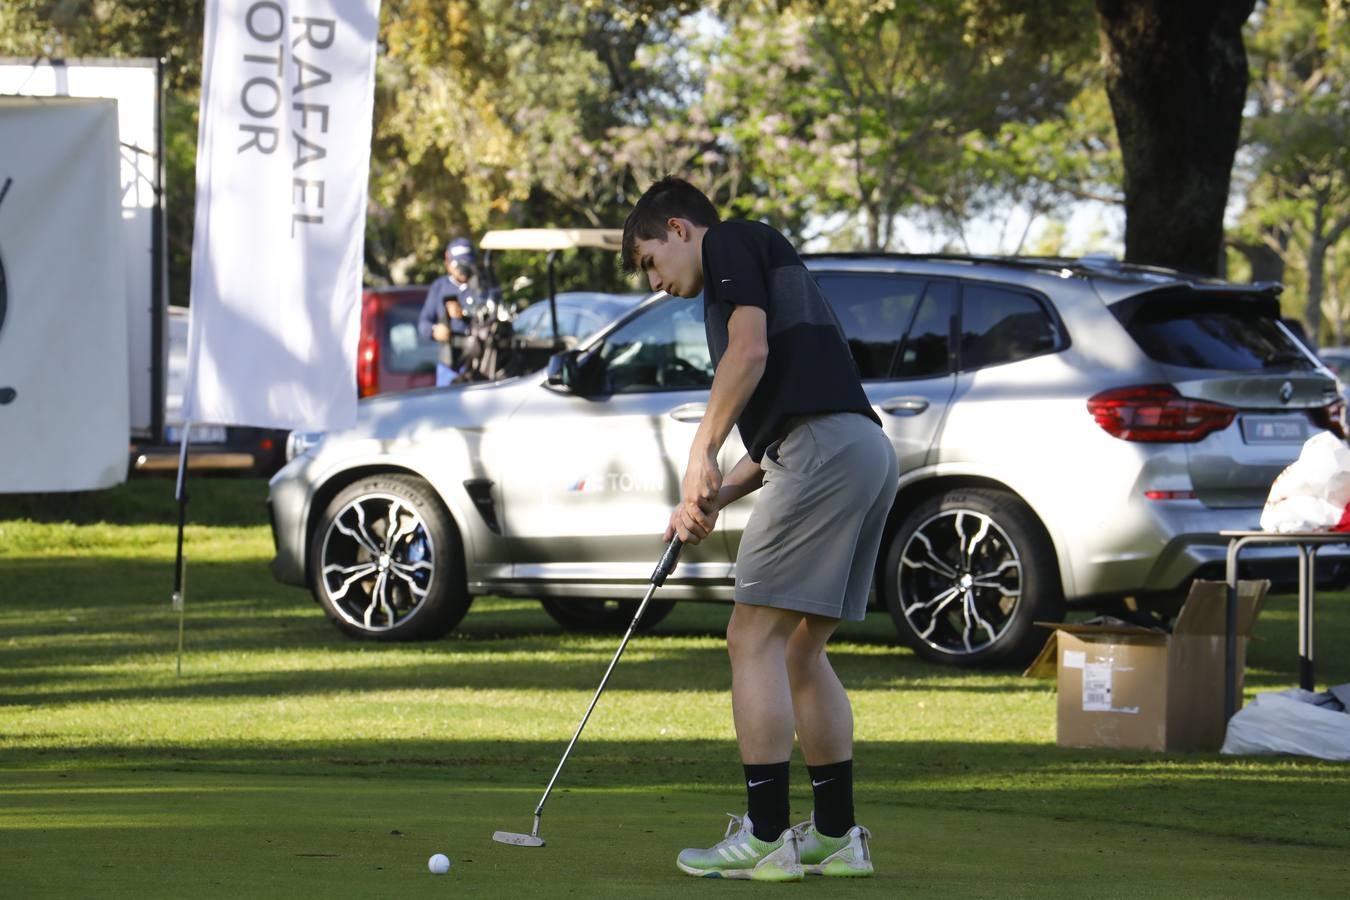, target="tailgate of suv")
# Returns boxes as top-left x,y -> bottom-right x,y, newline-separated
1180,374 -> 1337,507
1110,285 -> 1342,508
